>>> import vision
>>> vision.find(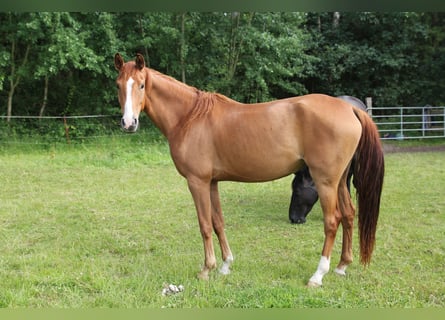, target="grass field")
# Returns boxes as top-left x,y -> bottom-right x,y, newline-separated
0,134 -> 444,307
